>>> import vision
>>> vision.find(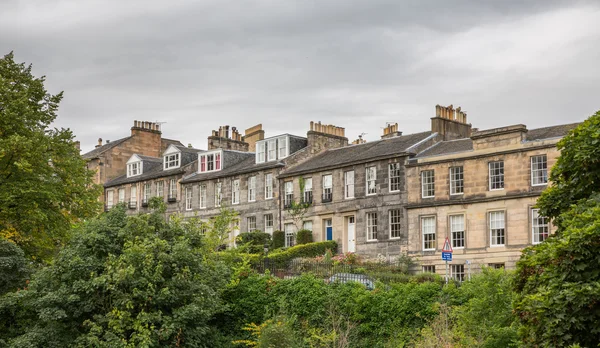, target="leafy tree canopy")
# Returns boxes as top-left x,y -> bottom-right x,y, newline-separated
0,52 -> 100,261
